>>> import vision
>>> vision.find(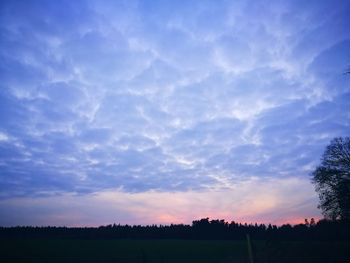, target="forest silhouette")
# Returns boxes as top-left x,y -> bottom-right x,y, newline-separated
1,218 -> 350,241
